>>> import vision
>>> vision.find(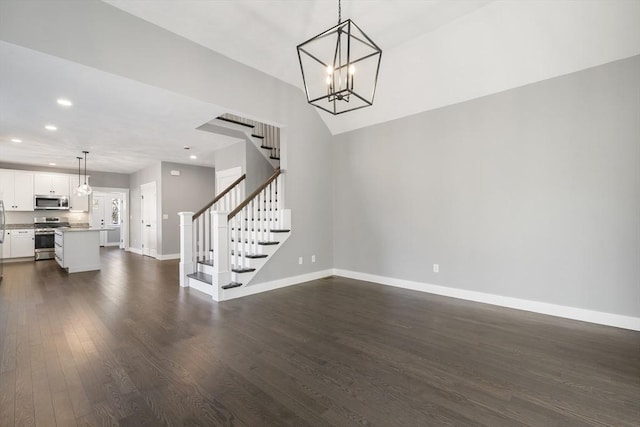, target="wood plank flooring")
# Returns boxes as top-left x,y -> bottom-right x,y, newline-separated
0,248 -> 638,426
